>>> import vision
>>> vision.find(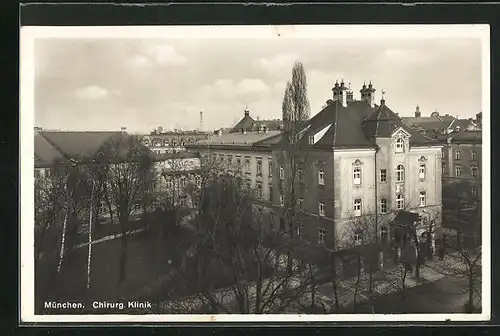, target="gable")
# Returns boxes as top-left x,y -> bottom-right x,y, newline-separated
391,127 -> 412,139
